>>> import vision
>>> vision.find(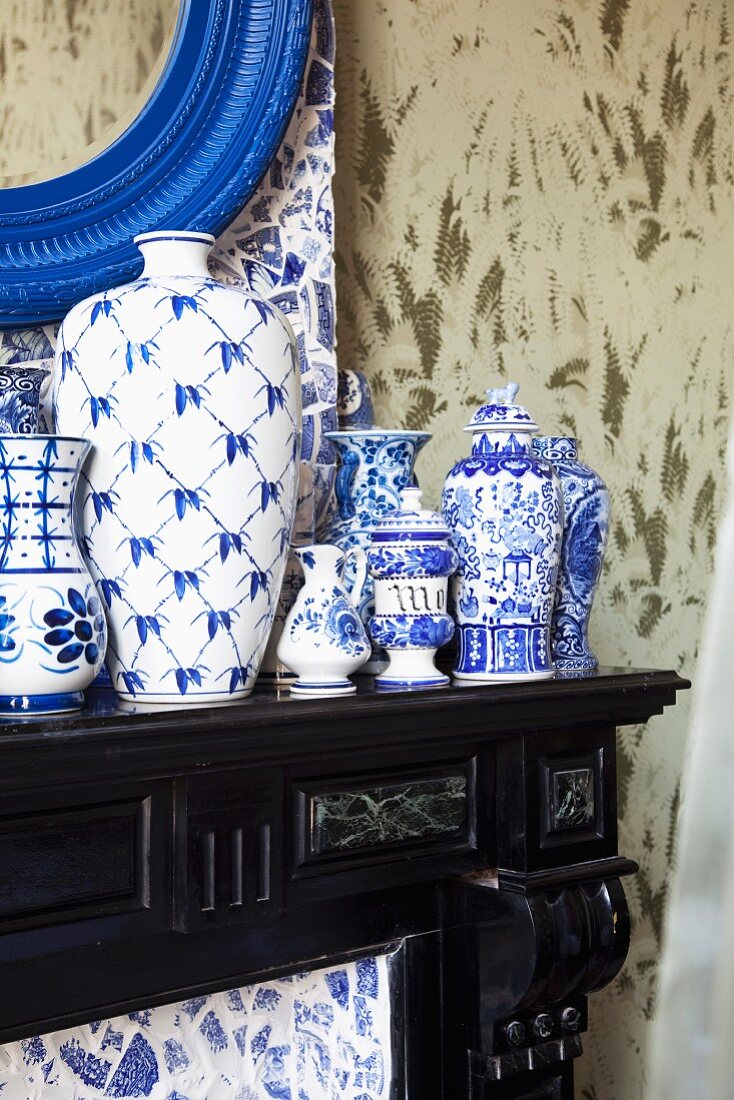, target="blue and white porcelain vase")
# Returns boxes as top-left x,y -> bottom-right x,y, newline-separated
367,487 -> 458,690
442,382 -> 563,681
53,231 -> 300,705
277,544 -> 370,696
532,436 -> 610,669
337,368 -> 374,430
0,435 -> 107,714
323,428 -> 430,671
